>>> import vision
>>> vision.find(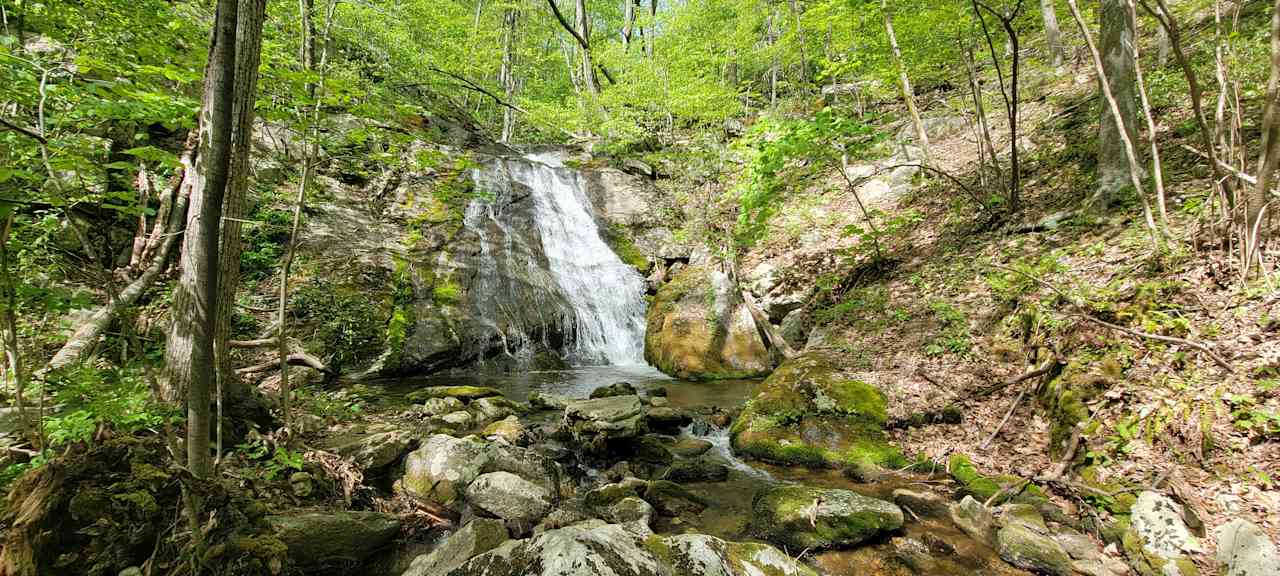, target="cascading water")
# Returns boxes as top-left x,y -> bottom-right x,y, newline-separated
462,151 -> 648,367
